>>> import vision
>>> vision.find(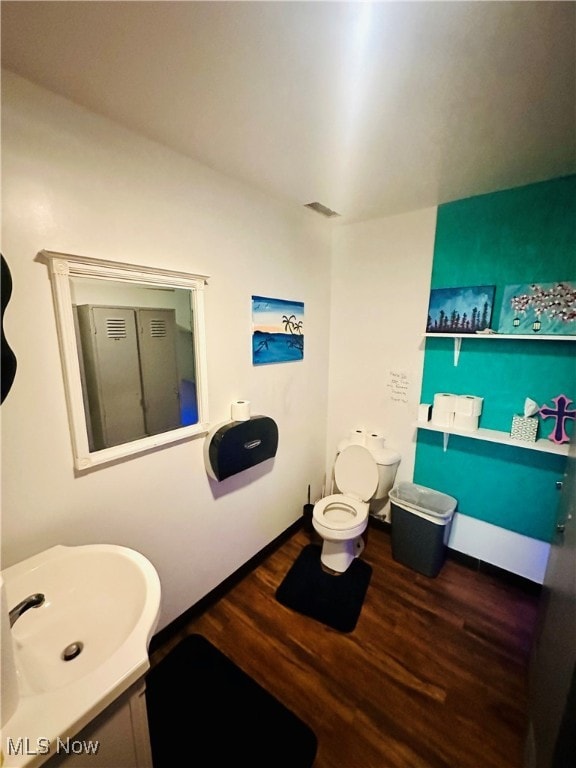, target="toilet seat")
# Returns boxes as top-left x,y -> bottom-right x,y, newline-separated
312,493 -> 368,531
312,445 -> 378,533
311,438 -> 400,573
